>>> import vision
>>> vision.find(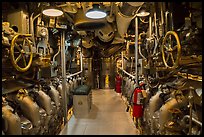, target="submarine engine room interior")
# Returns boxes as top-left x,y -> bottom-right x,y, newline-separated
2,2 -> 202,135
